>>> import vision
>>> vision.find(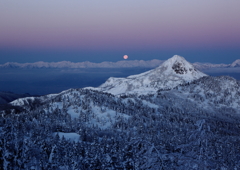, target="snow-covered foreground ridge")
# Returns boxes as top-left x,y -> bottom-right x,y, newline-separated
89,55 -> 207,95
